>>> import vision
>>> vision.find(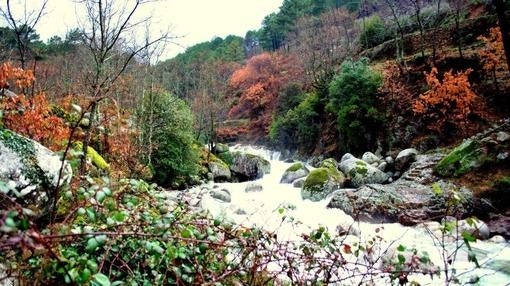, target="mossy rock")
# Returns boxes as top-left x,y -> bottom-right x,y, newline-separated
217,151 -> 234,166
230,152 -> 270,181
287,162 -> 304,172
339,158 -> 388,187
301,167 -> 345,201
321,158 -> 338,170
435,139 -> 487,177
214,143 -> 229,154
73,141 -> 110,171
207,153 -> 231,182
